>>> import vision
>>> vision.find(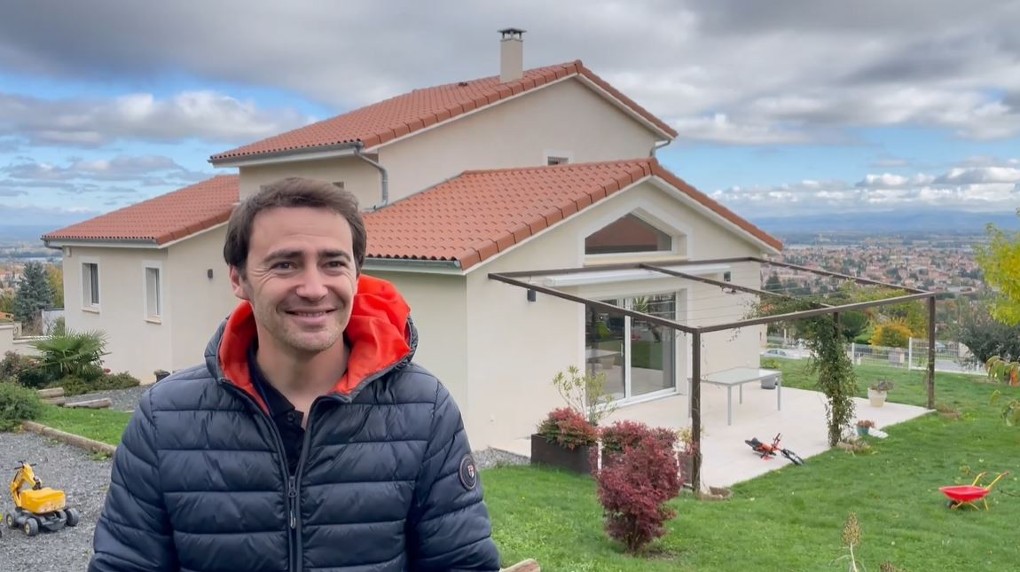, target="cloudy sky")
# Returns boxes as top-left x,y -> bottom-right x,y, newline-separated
1,0 -> 1019,228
